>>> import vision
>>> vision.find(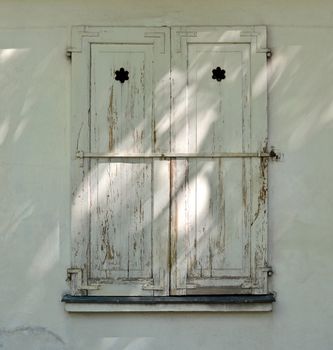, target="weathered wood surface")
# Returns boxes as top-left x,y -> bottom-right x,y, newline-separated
71,27 -> 170,296
170,27 -> 268,295
71,26 -> 268,297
